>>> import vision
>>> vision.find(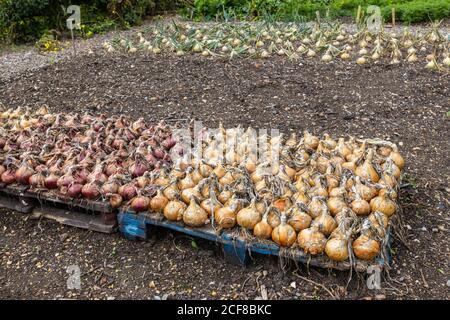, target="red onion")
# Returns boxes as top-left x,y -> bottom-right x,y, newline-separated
15,163 -> 34,185
101,181 -> 119,195
162,136 -> 176,150
67,183 -> 83,198
130,160 -> 148,178
29,172 -> 45,188
81,181 -> 100,199
44,173 -> 60,189
153,148 -> 165,159
118,183 -> 137,200
130,196 -> 150,212
1,169 -> 16,184
57,174 -> 74,188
